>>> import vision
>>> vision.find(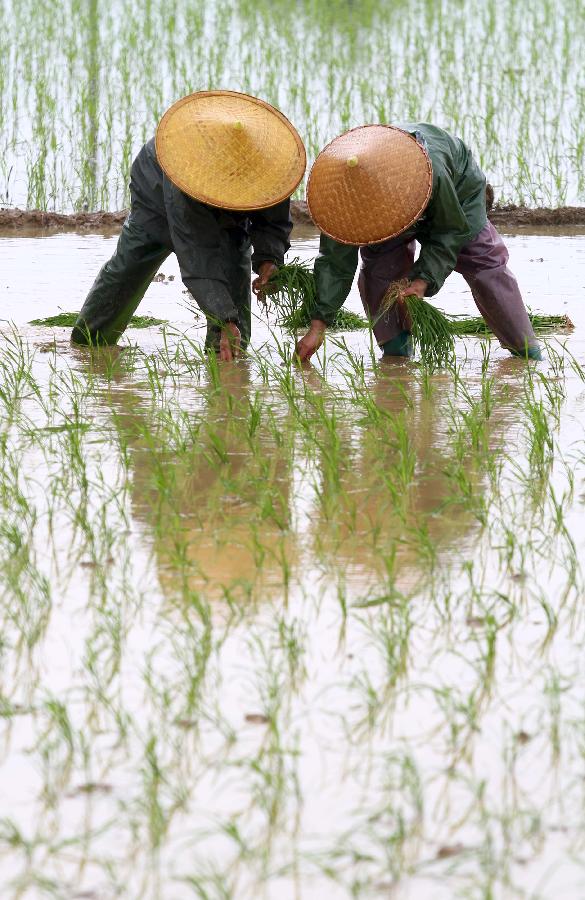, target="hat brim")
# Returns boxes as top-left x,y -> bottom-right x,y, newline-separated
307,125 -> 432,245
156,90 -> 307,211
